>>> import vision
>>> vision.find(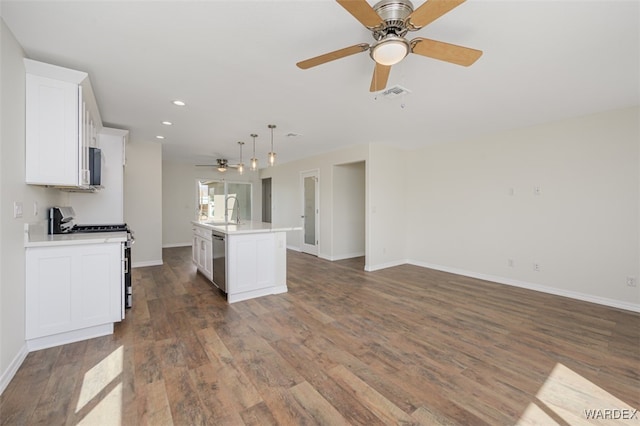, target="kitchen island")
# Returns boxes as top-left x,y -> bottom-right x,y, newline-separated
192,220 -> 301,303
